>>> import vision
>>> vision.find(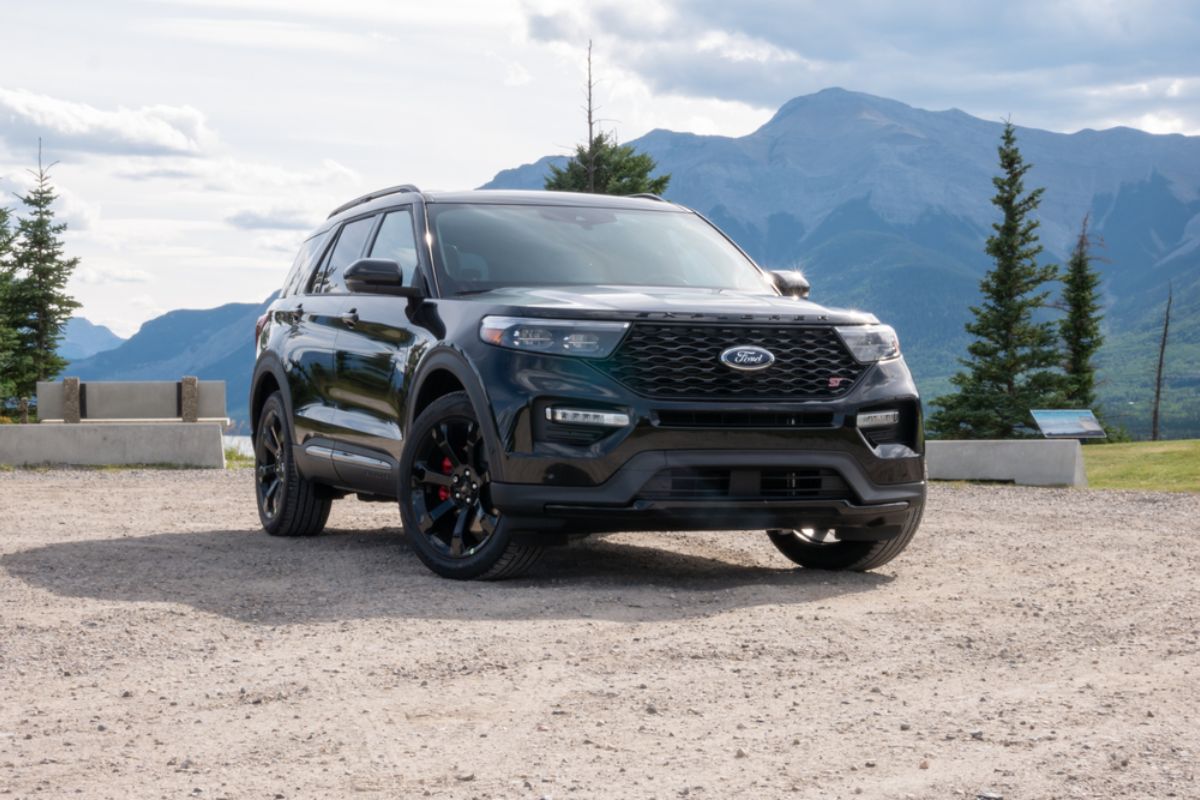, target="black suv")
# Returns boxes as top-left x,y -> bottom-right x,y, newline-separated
251,186 -> 925,579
